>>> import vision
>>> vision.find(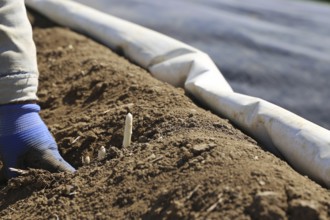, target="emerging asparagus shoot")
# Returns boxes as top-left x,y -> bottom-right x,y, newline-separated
123,113 -> 133,147
98,146 -> 106,160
